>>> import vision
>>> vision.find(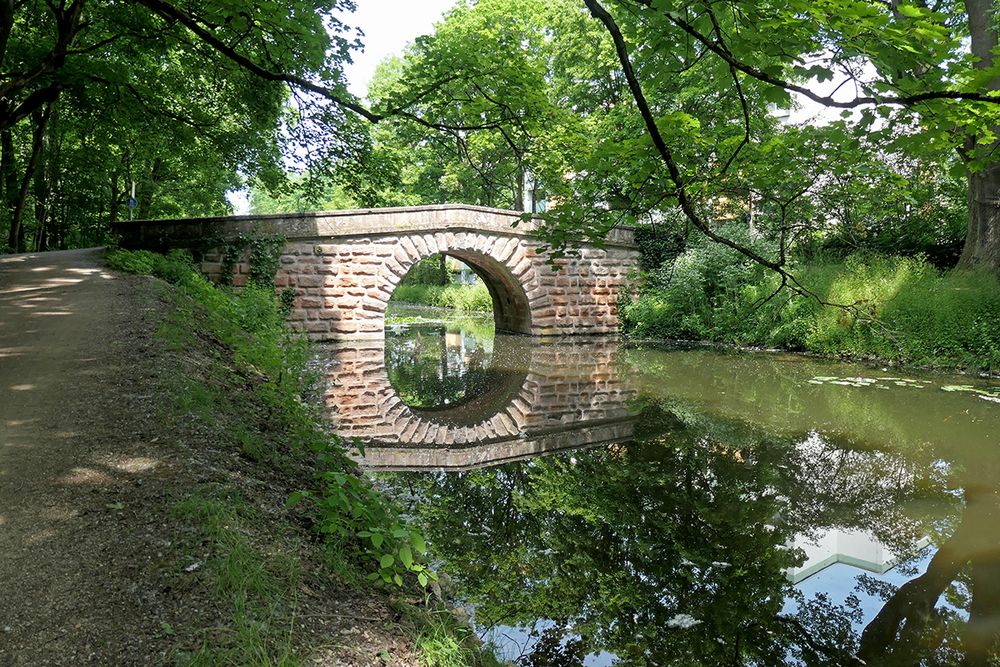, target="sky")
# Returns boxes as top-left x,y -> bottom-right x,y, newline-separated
341,0 -> 456,99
